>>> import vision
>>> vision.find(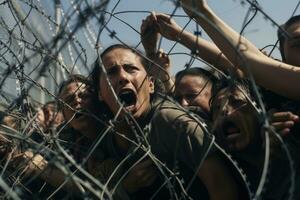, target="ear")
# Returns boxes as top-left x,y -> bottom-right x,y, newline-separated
149,76 -> 155,94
